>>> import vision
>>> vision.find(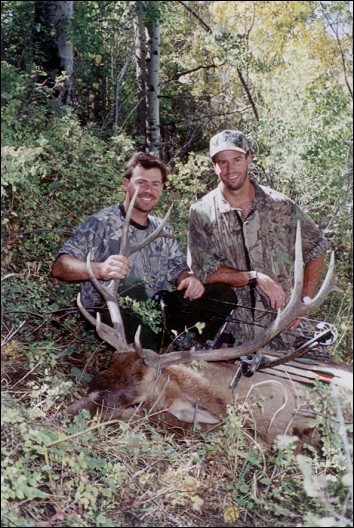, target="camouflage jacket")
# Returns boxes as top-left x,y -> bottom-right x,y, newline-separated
187,180 -> 329,347
57,204 -> 189,309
